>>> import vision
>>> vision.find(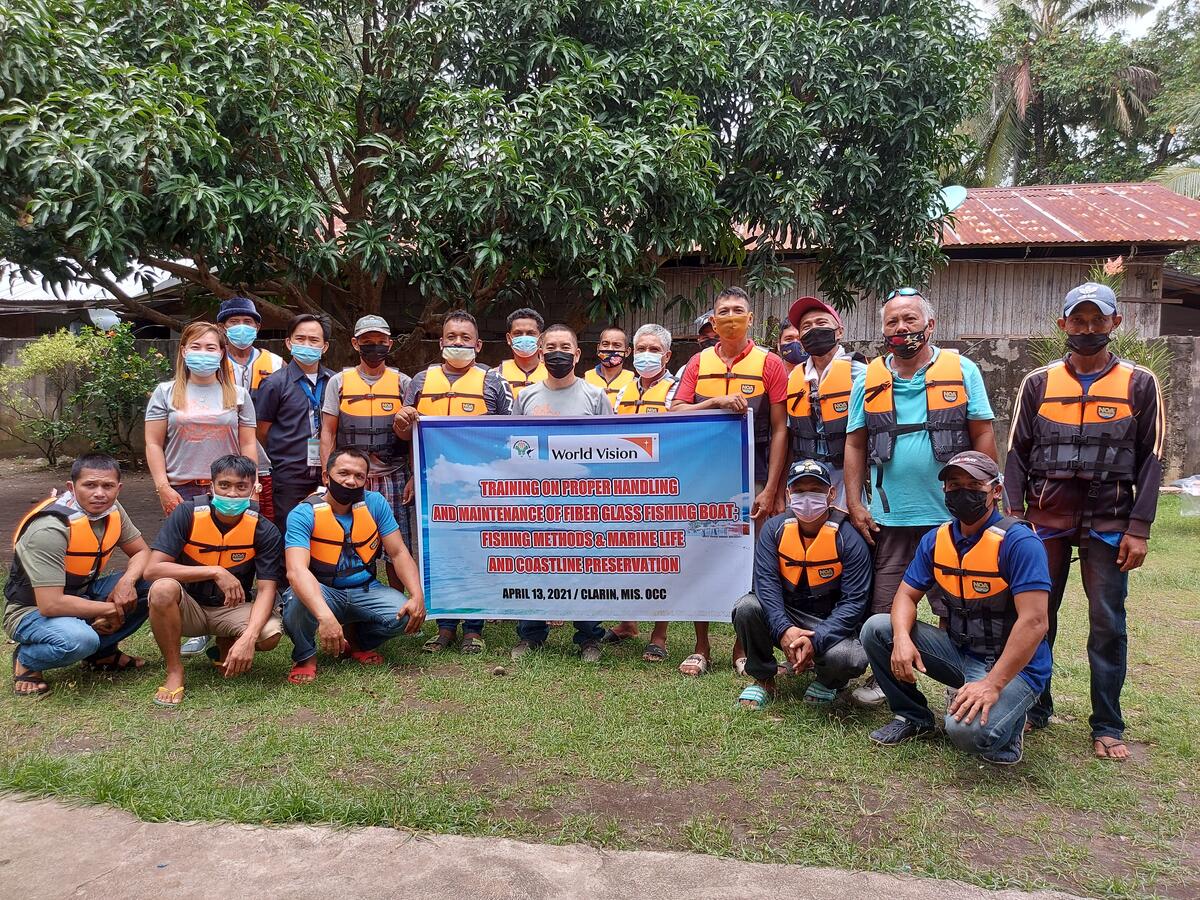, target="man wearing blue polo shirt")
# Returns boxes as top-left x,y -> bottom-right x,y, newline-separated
843,288 -> 997,706
859,451 -> 1051,765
